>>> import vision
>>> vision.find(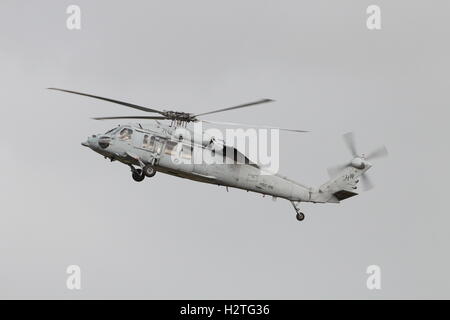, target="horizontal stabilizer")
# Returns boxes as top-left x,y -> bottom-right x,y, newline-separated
333,189 -> 358,201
